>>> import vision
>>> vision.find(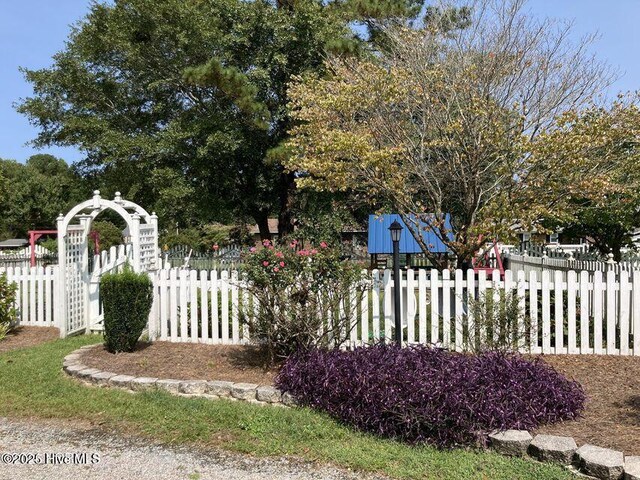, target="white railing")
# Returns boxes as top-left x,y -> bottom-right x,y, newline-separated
506,252 -> 639,280
0,266 -> 59,327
